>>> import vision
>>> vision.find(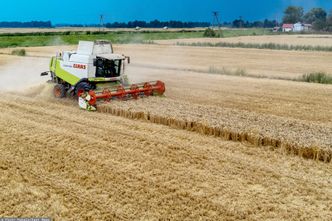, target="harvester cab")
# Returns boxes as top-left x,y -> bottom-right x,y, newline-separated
41,40 -> 165,111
